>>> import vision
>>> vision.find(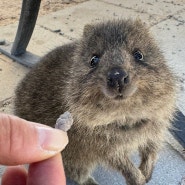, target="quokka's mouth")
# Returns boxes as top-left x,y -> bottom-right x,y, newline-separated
114,94 -> 124,100
101,83 -> 138,101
